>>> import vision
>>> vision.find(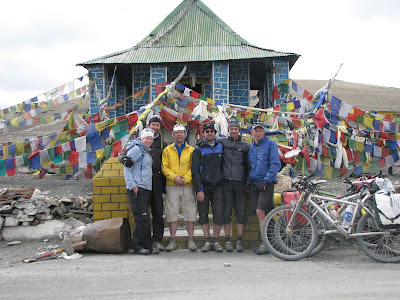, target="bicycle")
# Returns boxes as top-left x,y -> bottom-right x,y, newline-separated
261,175 -> 400,262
